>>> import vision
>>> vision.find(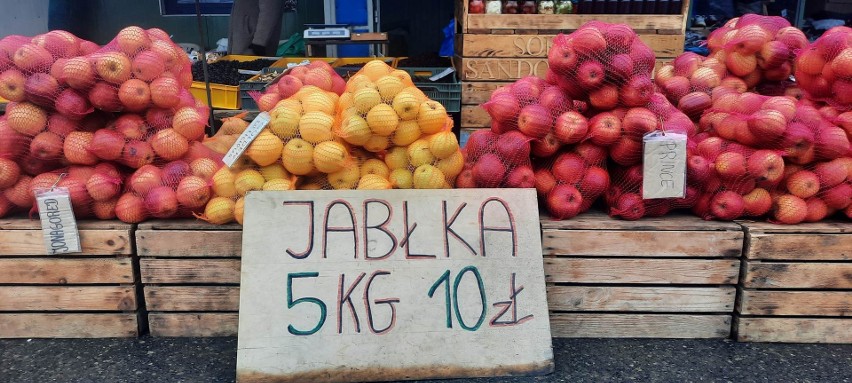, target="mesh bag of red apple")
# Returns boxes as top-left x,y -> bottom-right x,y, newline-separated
251,61 -> 347,112
600,95 -> 698,220
547,22 -> 656,112
705,15 -> 808,87
795,26 -> 852,110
